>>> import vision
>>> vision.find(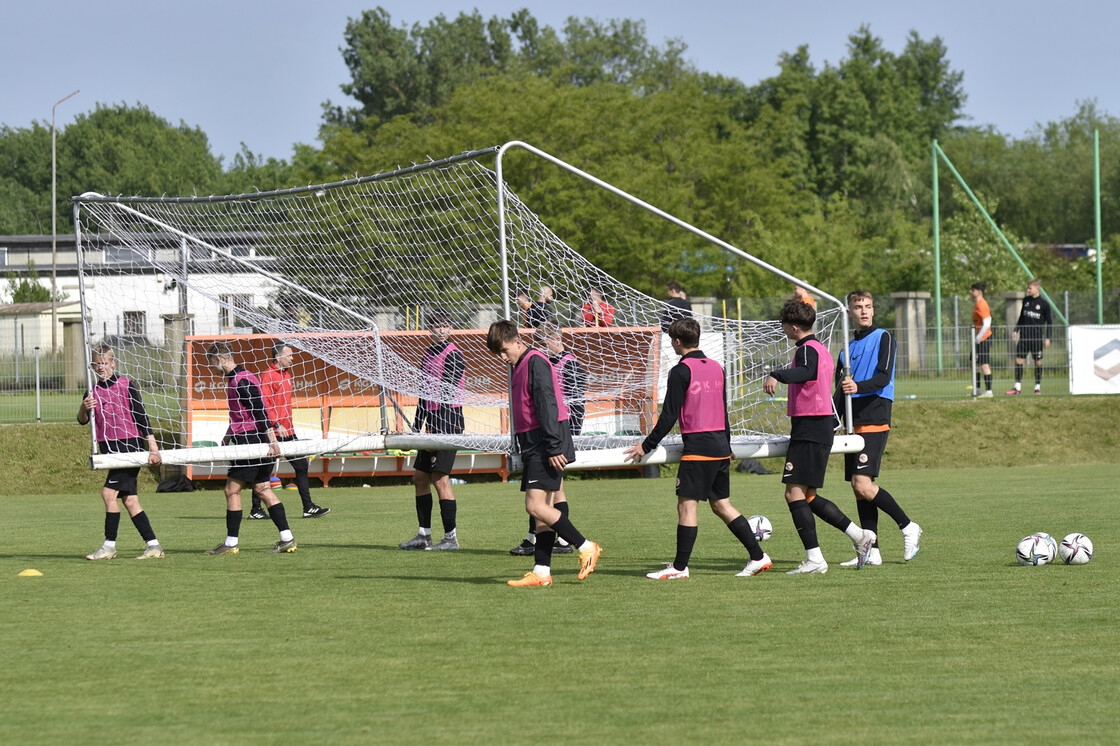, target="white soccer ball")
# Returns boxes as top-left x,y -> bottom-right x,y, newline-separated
748,514 -> 772,542
1032,532 -> 1058,558
1059,533 -> 1093,565
1016,534 -> 1056,566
